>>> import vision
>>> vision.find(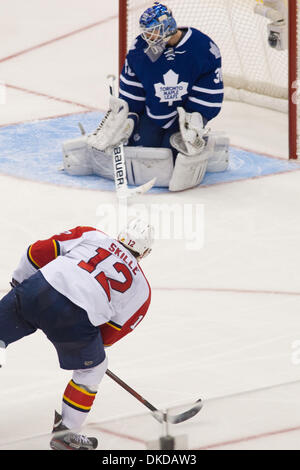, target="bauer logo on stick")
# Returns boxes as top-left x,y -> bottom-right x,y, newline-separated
113,147 -> 125,187
0,340 -> 6,367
